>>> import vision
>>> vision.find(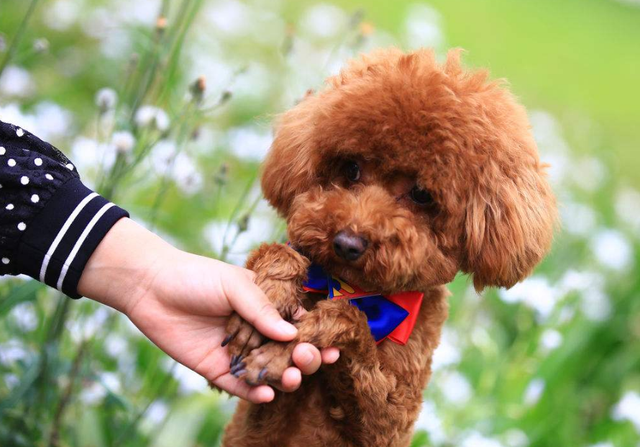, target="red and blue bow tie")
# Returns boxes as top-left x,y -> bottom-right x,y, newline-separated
302,264 -> 423,345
